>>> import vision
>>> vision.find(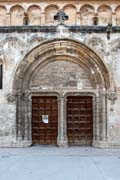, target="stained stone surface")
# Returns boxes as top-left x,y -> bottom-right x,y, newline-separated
30,60 -> 92,90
